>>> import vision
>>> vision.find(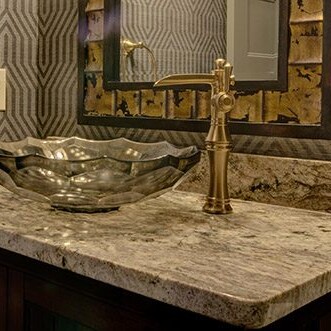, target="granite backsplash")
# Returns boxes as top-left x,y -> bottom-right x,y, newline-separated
179,152 -> 331,213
